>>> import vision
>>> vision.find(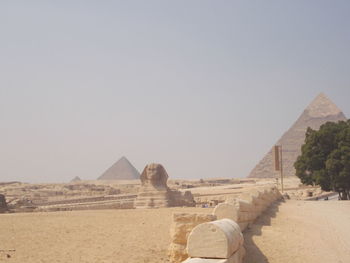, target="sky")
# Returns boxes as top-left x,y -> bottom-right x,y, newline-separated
1,1 -> 350,183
